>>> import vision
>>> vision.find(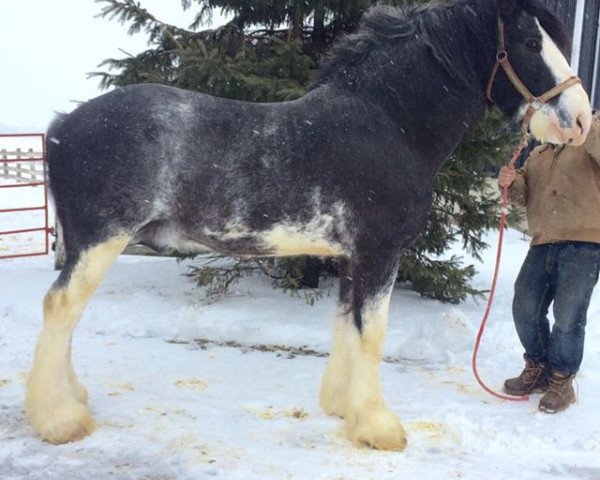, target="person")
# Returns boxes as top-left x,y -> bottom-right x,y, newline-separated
498,112 -> 600,413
